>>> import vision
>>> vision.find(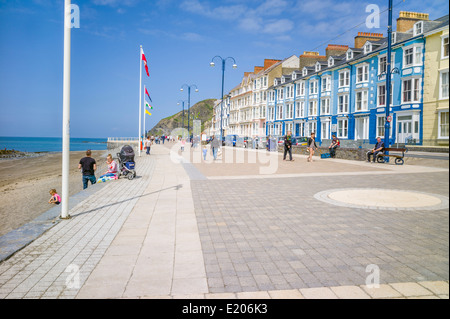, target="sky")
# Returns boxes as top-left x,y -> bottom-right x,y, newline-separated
0,0 -> 448,138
